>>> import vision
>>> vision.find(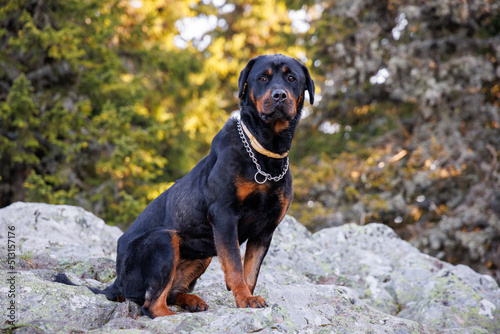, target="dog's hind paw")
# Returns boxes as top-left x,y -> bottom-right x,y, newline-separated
174,293 -> 208,312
